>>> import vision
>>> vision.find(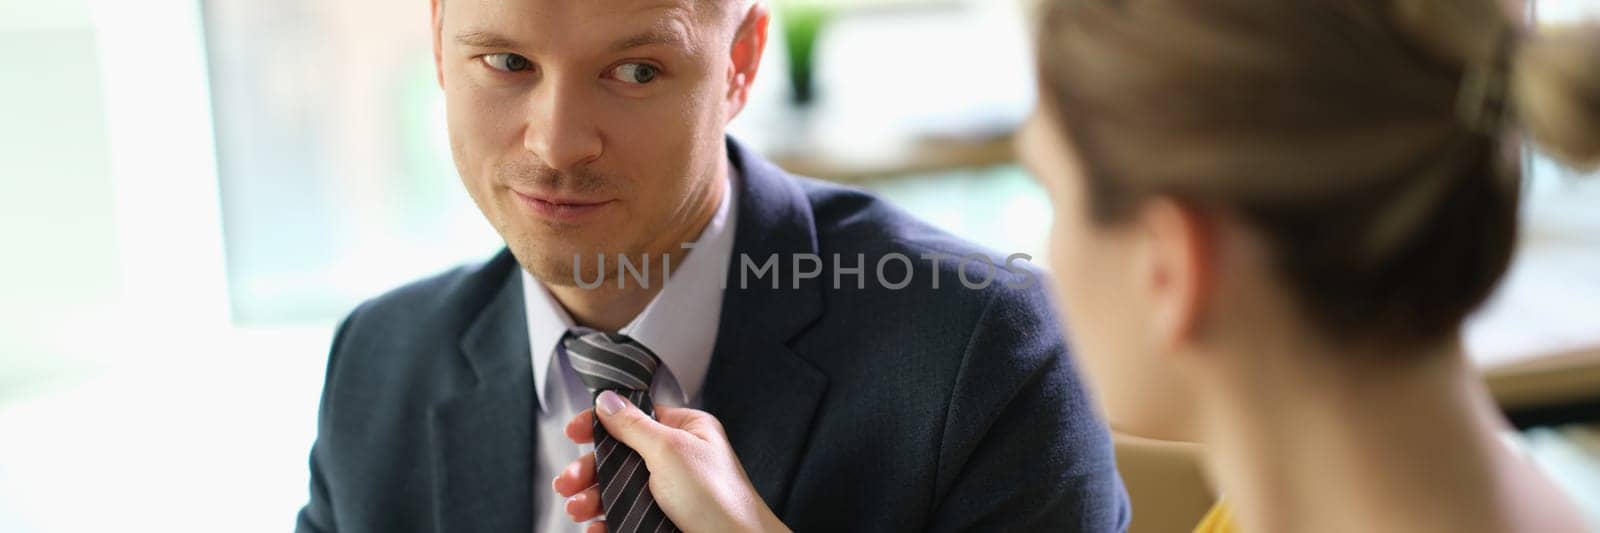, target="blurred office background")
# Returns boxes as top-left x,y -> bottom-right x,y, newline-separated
1,0 -> 1597,531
